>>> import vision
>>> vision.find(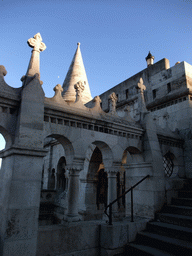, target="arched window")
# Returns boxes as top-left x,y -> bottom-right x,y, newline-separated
163,152 -> 174,177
